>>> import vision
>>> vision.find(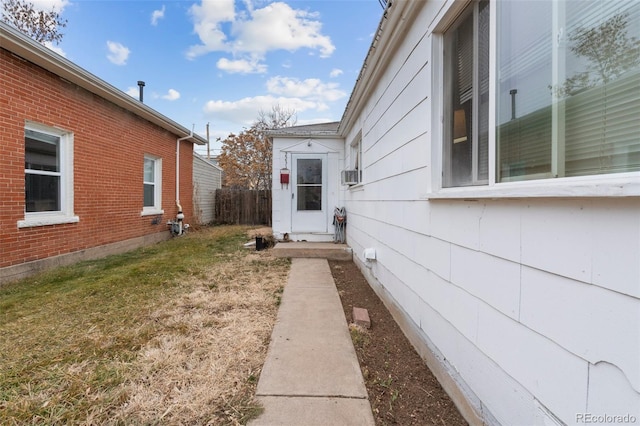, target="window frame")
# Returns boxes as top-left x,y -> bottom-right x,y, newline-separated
430,0 -> 640,199
350,132 -> 363,186
141,154 -> 163,216
442,1 -> 490,188
18,122 -> 78,228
